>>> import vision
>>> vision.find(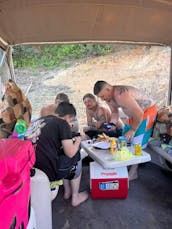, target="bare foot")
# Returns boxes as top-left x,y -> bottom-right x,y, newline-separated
128,164 -> 138,181
63,191 -> 72,200
129,171 -> 138,181
71,191 -> 89,207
